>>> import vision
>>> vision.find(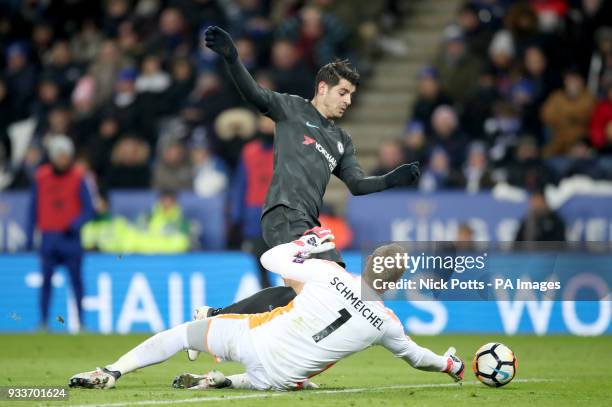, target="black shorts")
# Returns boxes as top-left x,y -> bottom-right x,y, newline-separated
261,205 -> 345,267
